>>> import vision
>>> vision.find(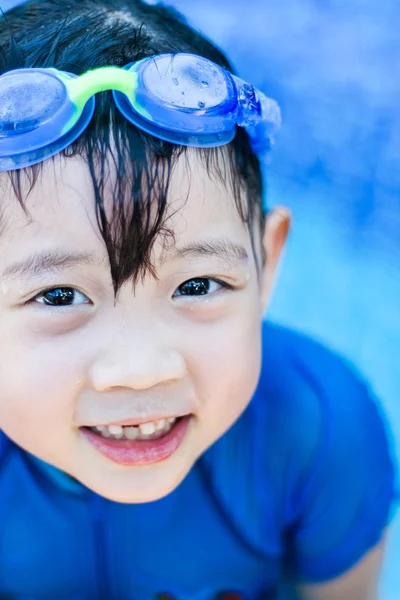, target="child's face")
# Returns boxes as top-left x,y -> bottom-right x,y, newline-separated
0,151 -> 289,503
